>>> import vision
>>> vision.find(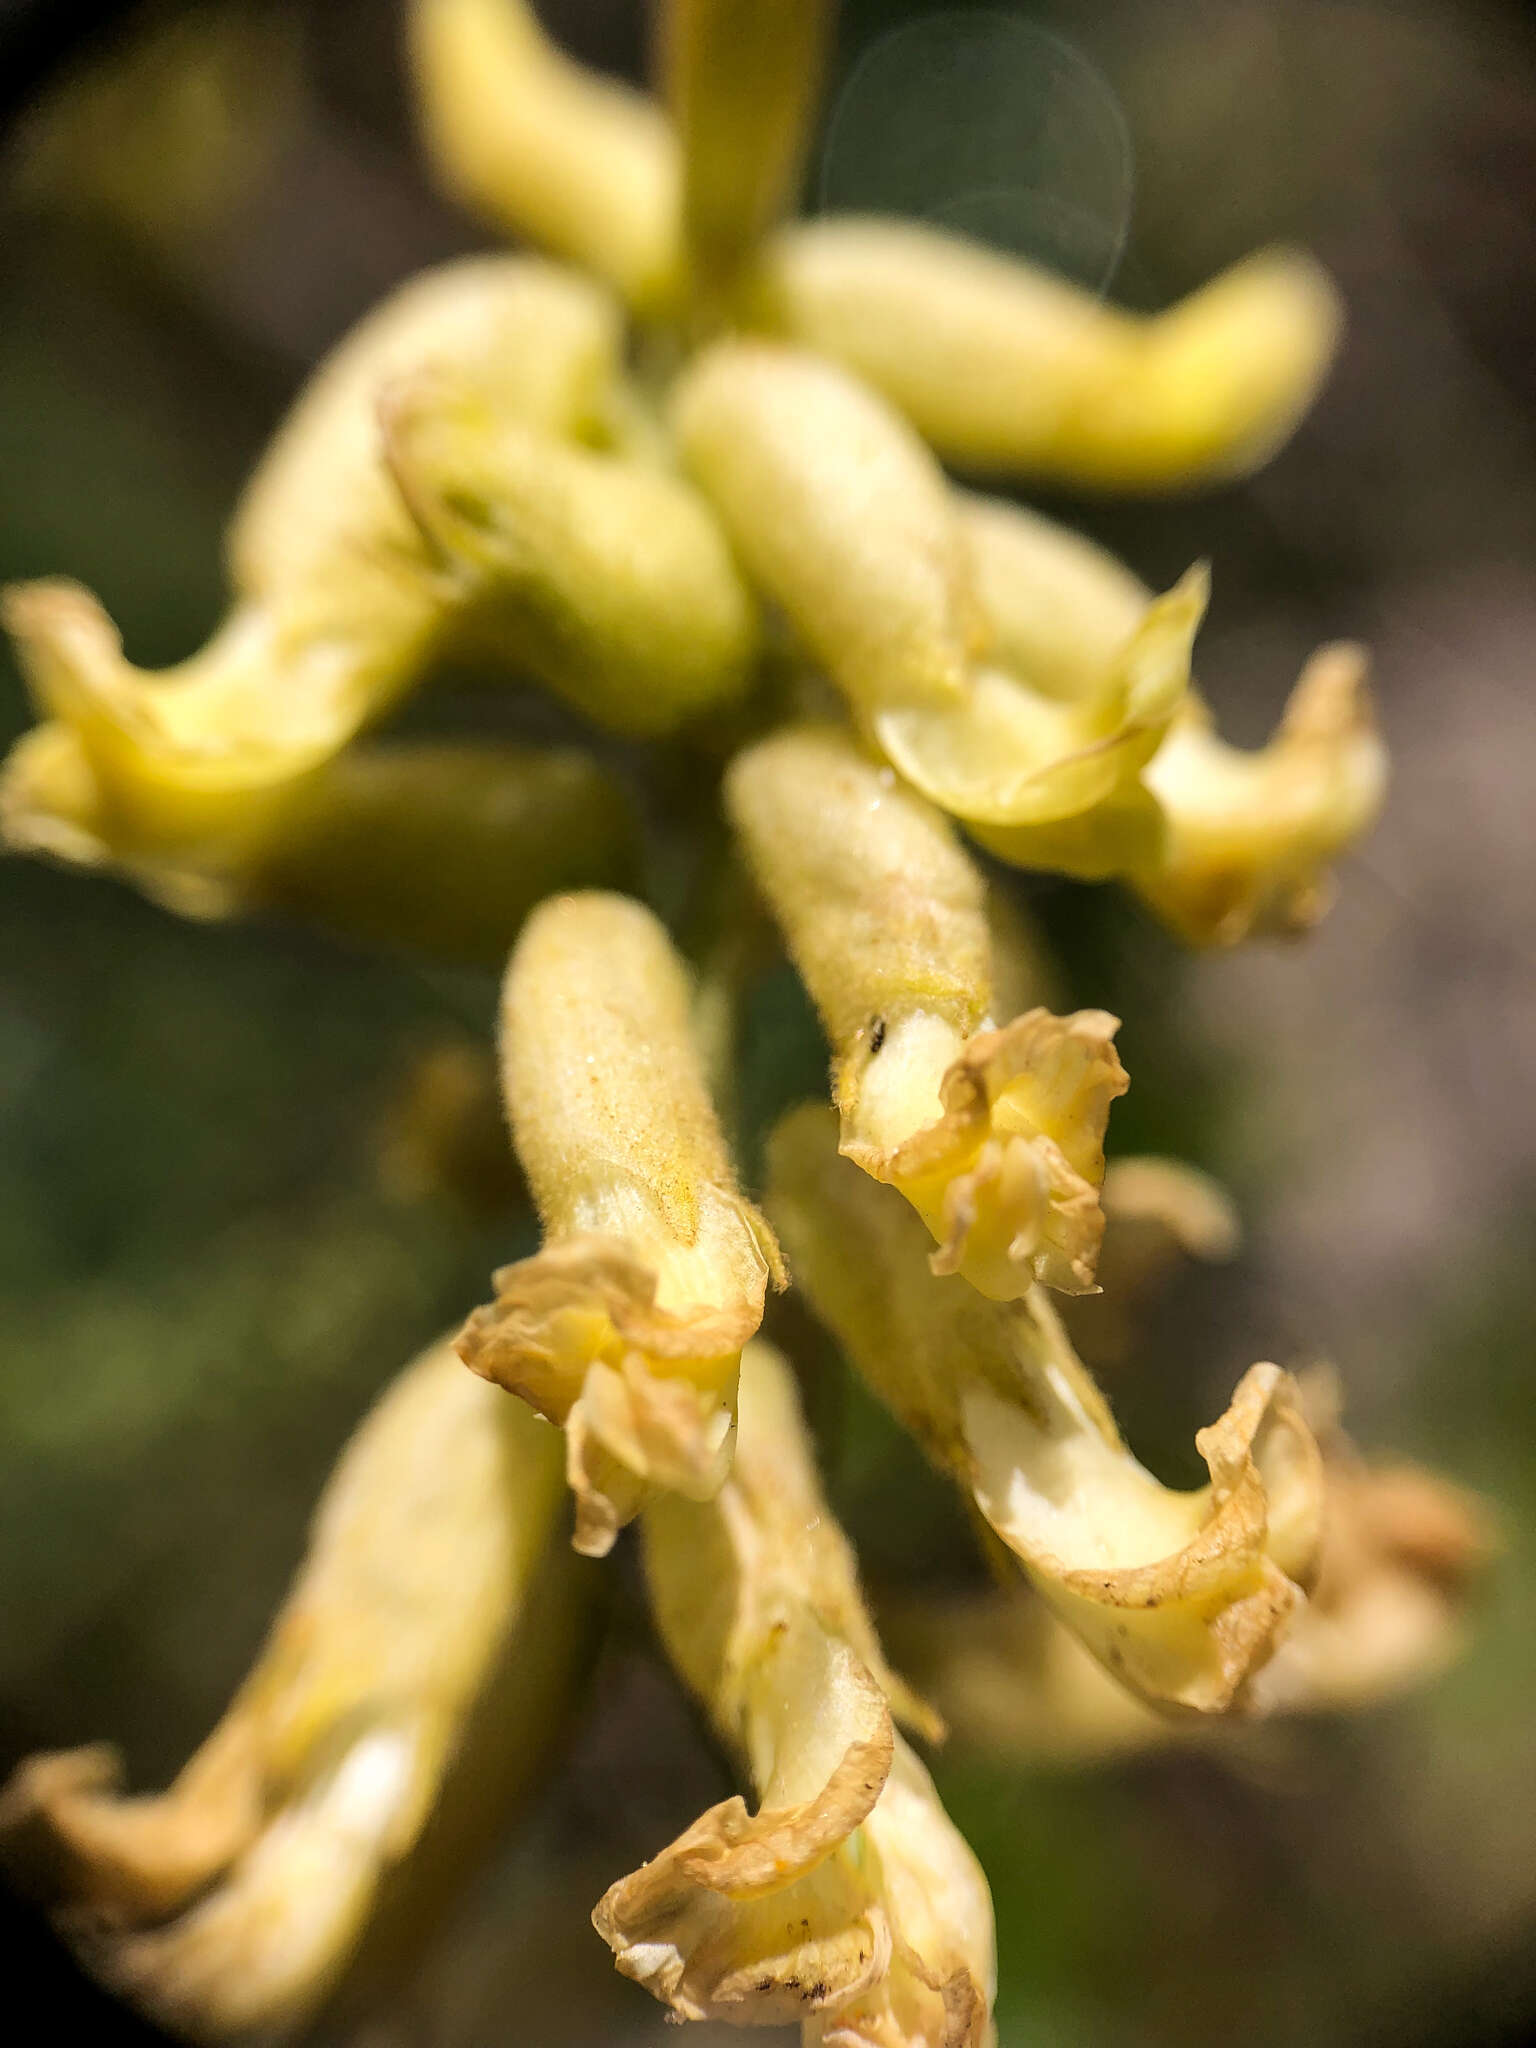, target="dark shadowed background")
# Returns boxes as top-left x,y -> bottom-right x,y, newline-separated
1,2 -> 1533,2042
